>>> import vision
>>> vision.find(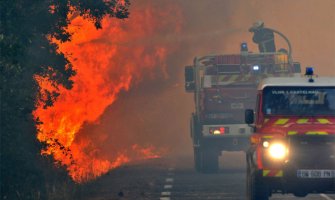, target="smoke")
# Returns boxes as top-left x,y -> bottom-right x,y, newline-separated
178,0 -> 334,73
103,0 -> 334,141
35,0 -> 335,181
78,0 -> 335,163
